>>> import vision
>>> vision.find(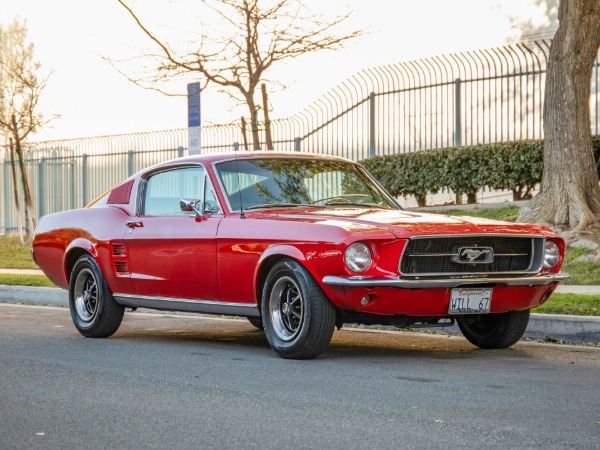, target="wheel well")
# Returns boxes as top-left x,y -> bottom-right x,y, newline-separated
256,255 -> 296,314
65,248 -> 91,283
256,254 -> 338,319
